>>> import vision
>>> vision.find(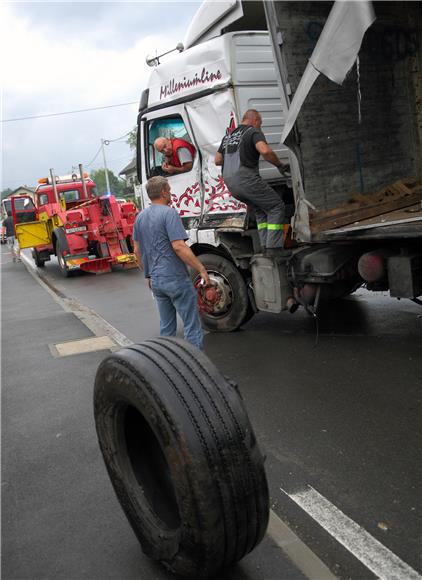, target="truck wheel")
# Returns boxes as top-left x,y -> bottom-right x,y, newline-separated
56,239 -> 71,278
32,249 -> 46,268
192,254 -> 253,332
94,338 -> 269,579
